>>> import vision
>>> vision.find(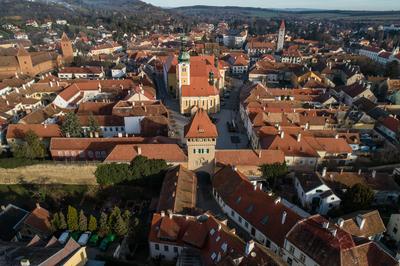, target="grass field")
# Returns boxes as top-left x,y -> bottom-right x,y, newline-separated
0,163 -> 98,184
